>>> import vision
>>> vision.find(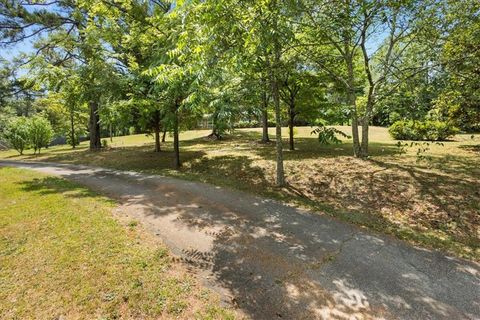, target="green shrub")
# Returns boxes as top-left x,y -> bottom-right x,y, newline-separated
29,116 -> 54,154
3,117 -> 31,155
311,124 -> 351,144
102,139 -> 109,148
389,120 -> 458,141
